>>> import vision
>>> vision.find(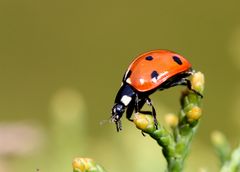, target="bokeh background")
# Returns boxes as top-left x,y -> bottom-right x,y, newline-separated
0,0 -> 240,171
